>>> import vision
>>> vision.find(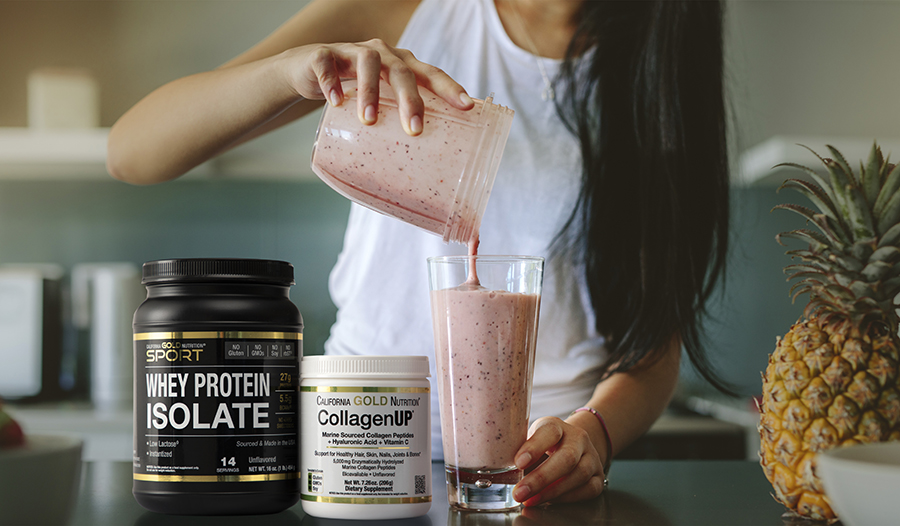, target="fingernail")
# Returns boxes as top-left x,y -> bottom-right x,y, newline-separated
515,452 -> 531,469
363,104 -> 377,123
459,92 -> 473,107
409,114 -> 423,134
330,89 -> 342,107
513,484 -> 530,502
